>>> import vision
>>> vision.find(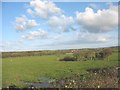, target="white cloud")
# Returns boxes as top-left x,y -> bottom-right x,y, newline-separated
29,0 -> 63,19
76,32 -> 112,43
27,20 -> 38,28
0,41 -> 25,52
89,3 -> 98,9
15,15 -> 38,31
76,5 -> 118,33
43,31 -> 114,47
15,24 -> 26,31
48,15 -> 74,32
51,35 -> 63,40
16,15 -> 27,23
22,29 -> 48,40
12,2 -> 118,51
36,31 -> 117,51
27,9 -> 33,14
